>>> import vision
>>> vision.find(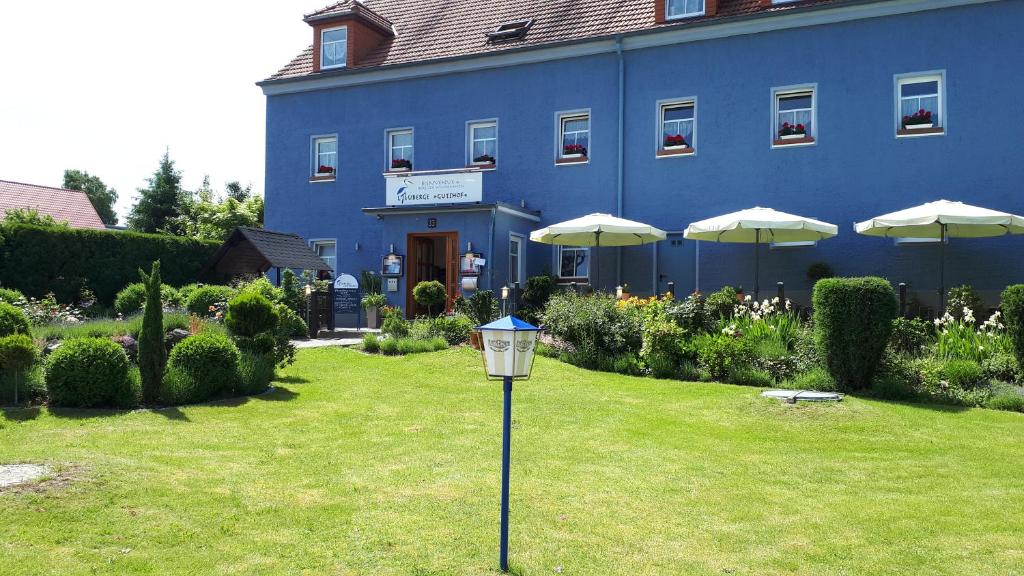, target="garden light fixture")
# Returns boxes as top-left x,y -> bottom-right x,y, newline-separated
474,316 -> 541,572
